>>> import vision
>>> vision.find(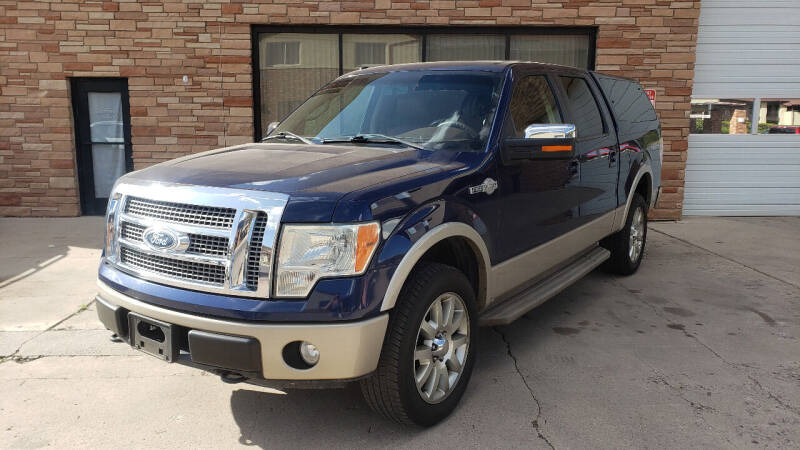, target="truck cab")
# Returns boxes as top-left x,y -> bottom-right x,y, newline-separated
96,61 -> 661,426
